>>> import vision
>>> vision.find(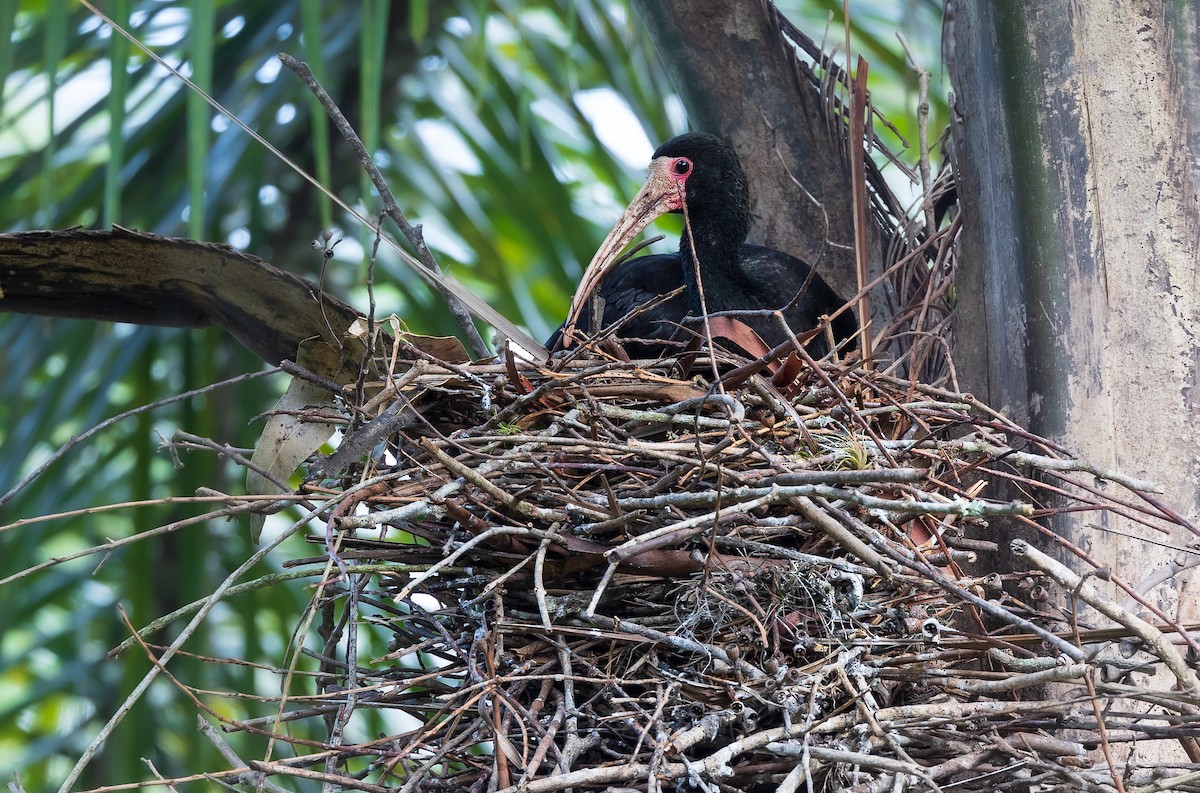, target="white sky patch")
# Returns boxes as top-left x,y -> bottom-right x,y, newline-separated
78,15 -> 104,36
0,72 -> 53,152
484,15 -> 517,46
255,55 -> 282,84
411,593 -> 442,614
227,227 -> 251,249
414,118 -> 482,176
504,337 -> 543,362
529,97 -> 578,145
138,7 -> 190,47
222,15 -> 246,39
574,88 -> 653,169
0,59 -> 175,155
664,95 -> 687,134
514,9 -> 570,48
413,215 -> 473,263
332,234 -> 365,263
56,63 -> 113,129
